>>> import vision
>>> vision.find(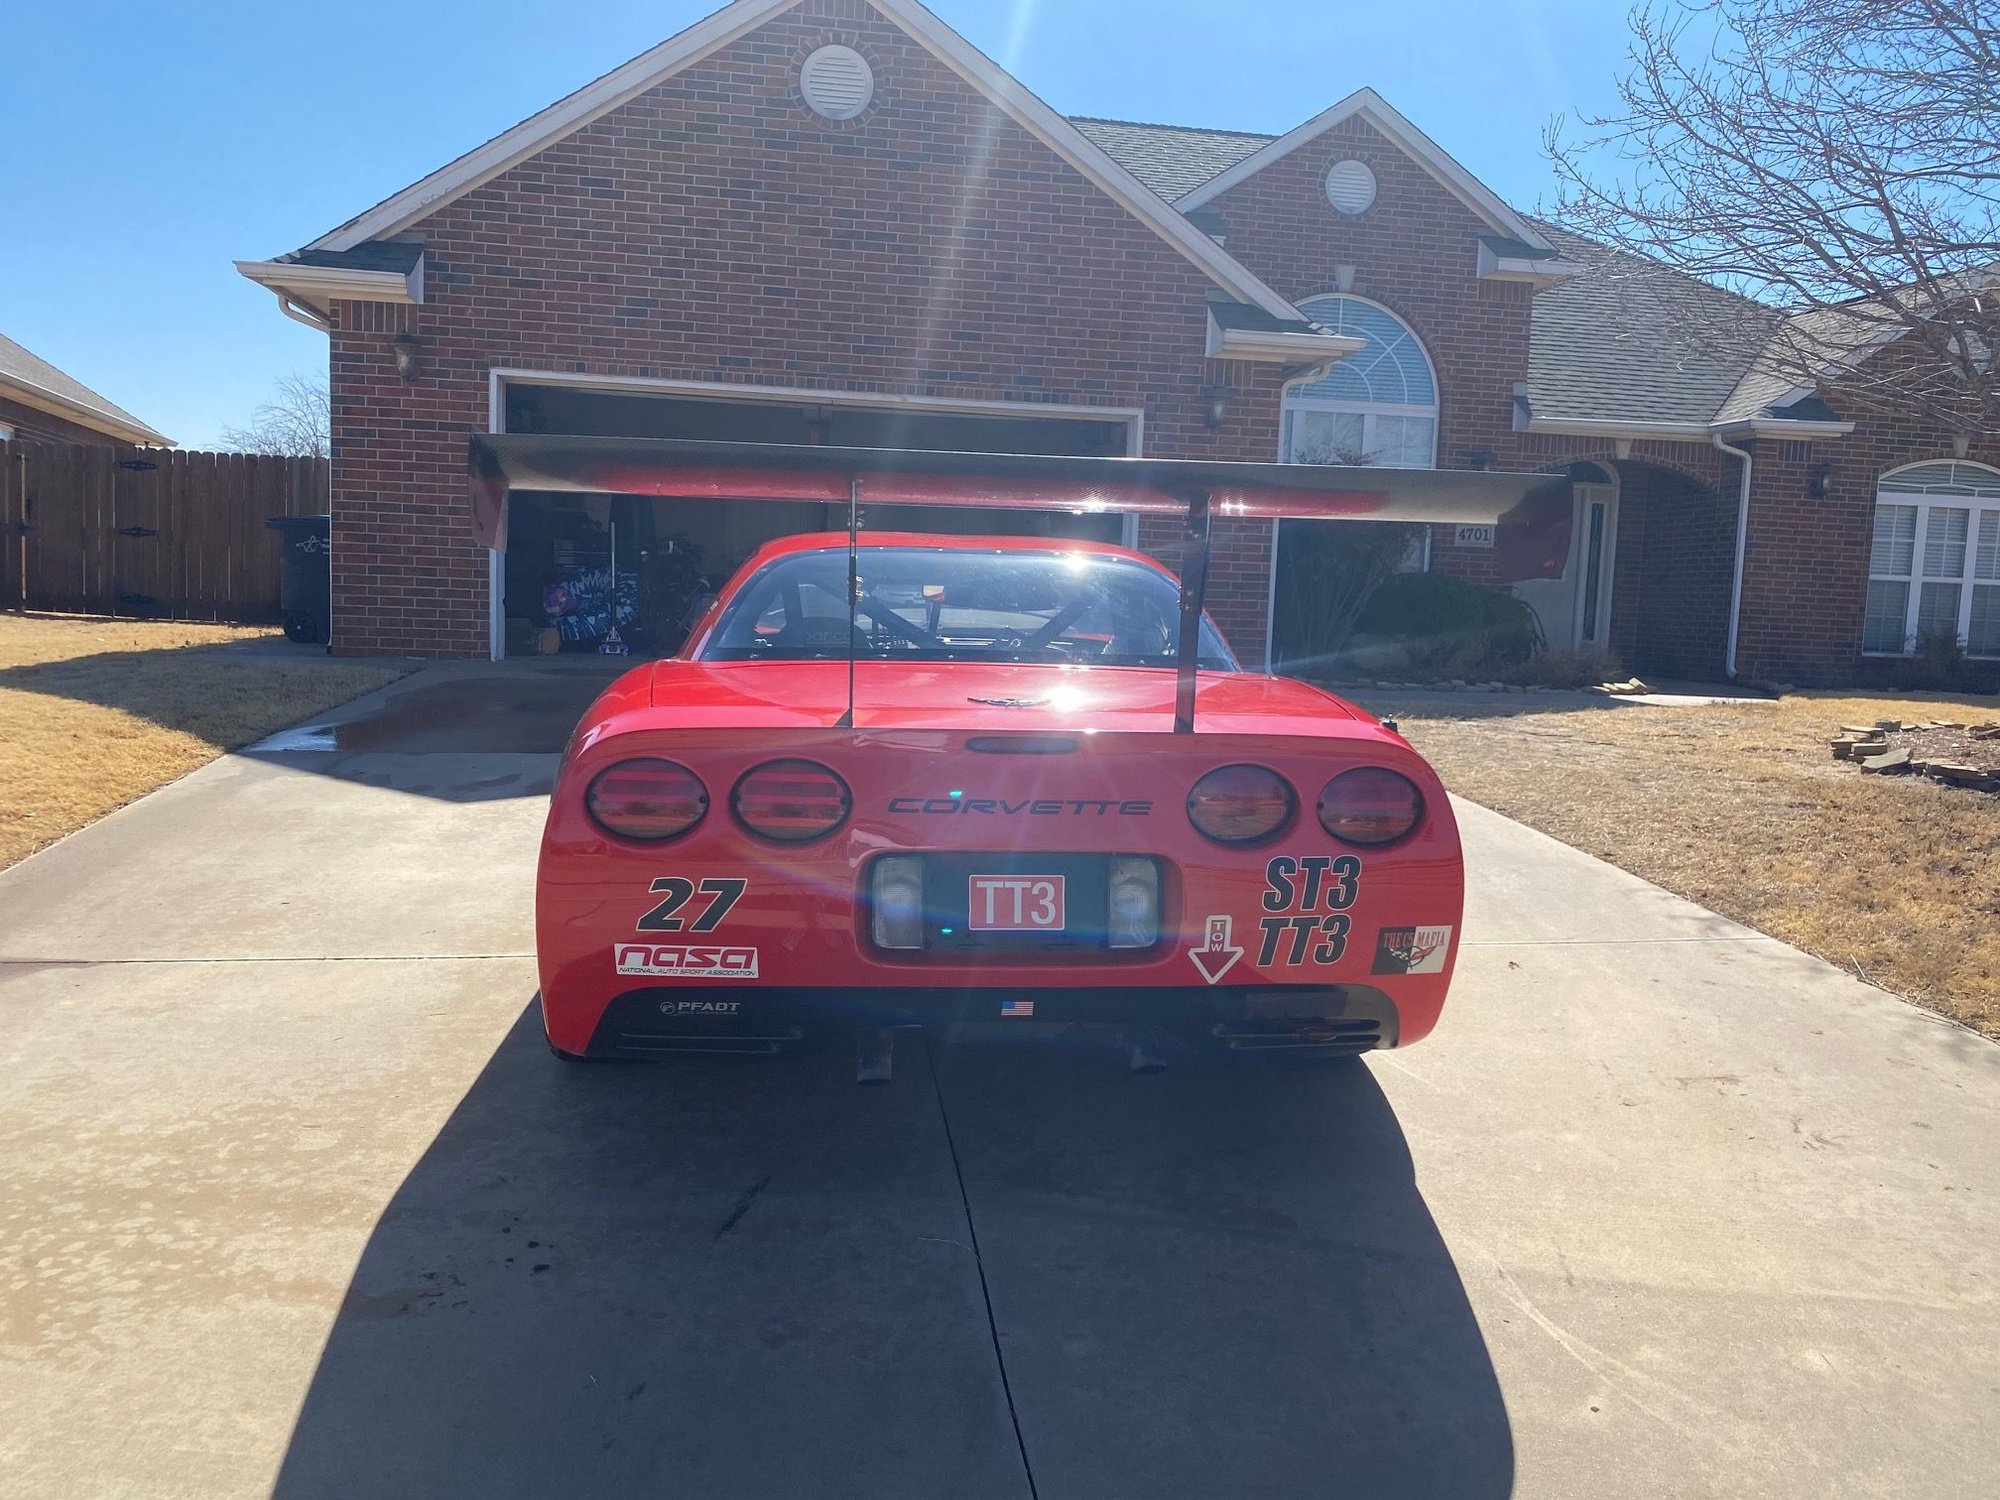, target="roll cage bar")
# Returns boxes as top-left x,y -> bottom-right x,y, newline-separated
468,435 -> 1570,733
